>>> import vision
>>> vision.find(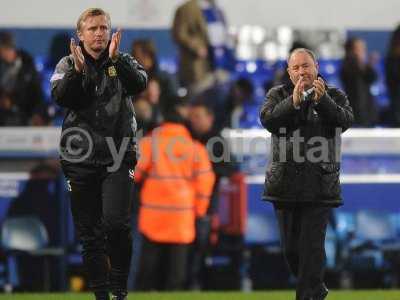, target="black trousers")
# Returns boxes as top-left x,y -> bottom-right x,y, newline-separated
274,205 -> 331,300
187,215 -> 211,288
62,160 -> 134,296
136,236 -> 190,291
